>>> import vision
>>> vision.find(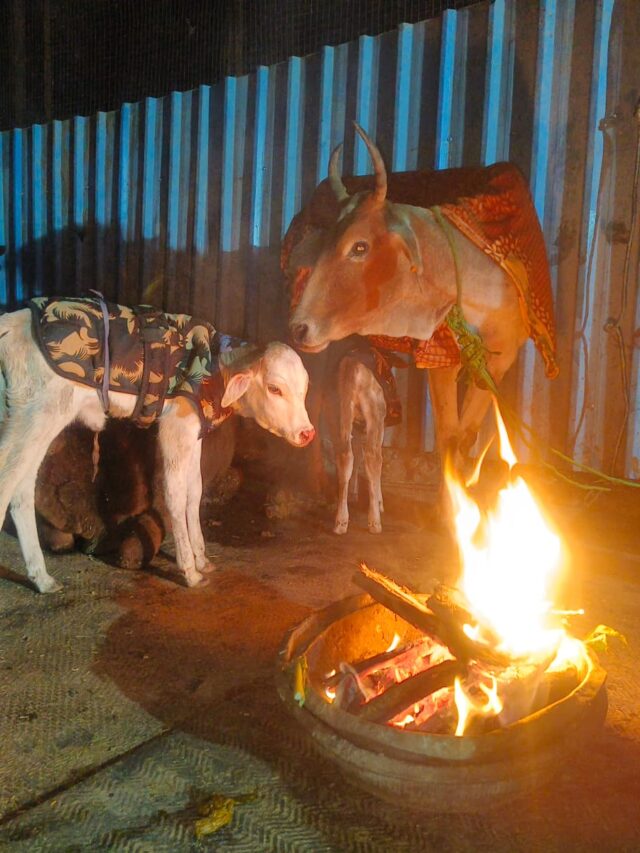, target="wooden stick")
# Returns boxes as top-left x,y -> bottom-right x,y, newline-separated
353,563 -> 512,668
325,636 -> 437,688
354,563 -> 441,636
355,660 -> 465,724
